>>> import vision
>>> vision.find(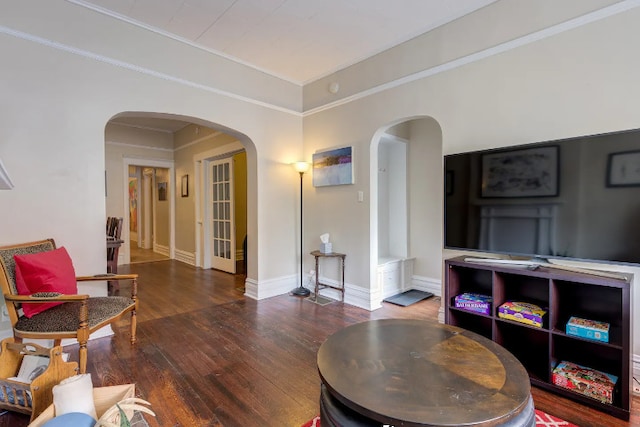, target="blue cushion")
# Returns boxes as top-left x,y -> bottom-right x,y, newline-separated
41,412 -> 96,427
